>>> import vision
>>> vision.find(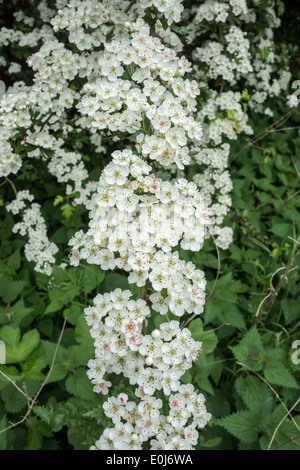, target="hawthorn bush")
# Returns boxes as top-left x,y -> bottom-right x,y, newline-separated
0,0 -> 299,451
